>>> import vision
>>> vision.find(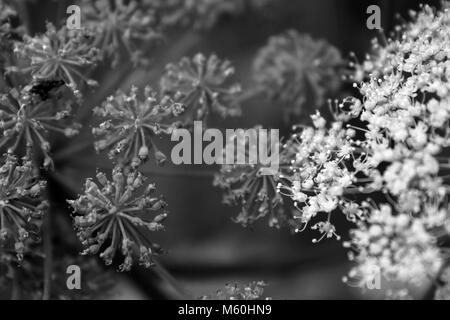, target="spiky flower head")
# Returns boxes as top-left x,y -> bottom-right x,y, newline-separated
213,128 -> 285,227
200,281 -> 269,300
68,166 -> 168,271
160,53 -> 242,125
253,30 -> 342,121
93,86 -> 184,168
0,85 -> 81,168
0,152 -> 47,260
9,22 -> 99,97
82,0 -> 163,67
